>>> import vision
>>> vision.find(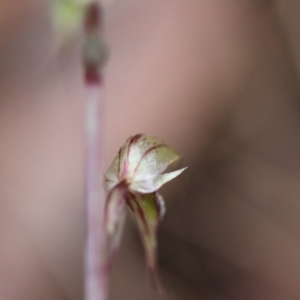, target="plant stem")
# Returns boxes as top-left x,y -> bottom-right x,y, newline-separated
84,3 -> 108,300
